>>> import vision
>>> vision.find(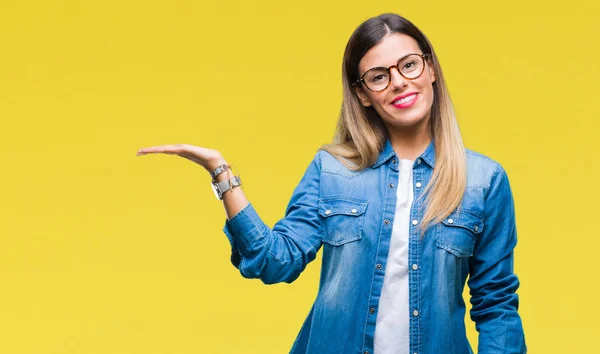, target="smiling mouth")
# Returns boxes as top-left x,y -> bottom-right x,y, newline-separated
392,93 -> 418,105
